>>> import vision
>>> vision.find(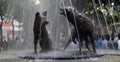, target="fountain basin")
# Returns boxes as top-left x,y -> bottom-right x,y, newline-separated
19,50 -> 104,60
